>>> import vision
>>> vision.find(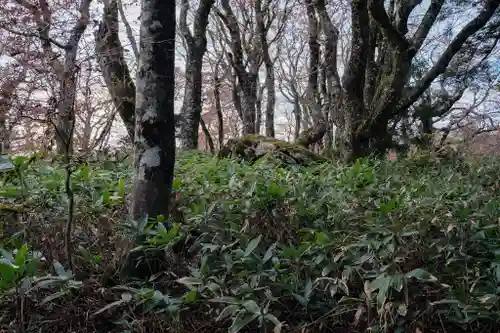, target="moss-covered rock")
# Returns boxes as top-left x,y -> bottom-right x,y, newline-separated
218,135 -> 328,166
